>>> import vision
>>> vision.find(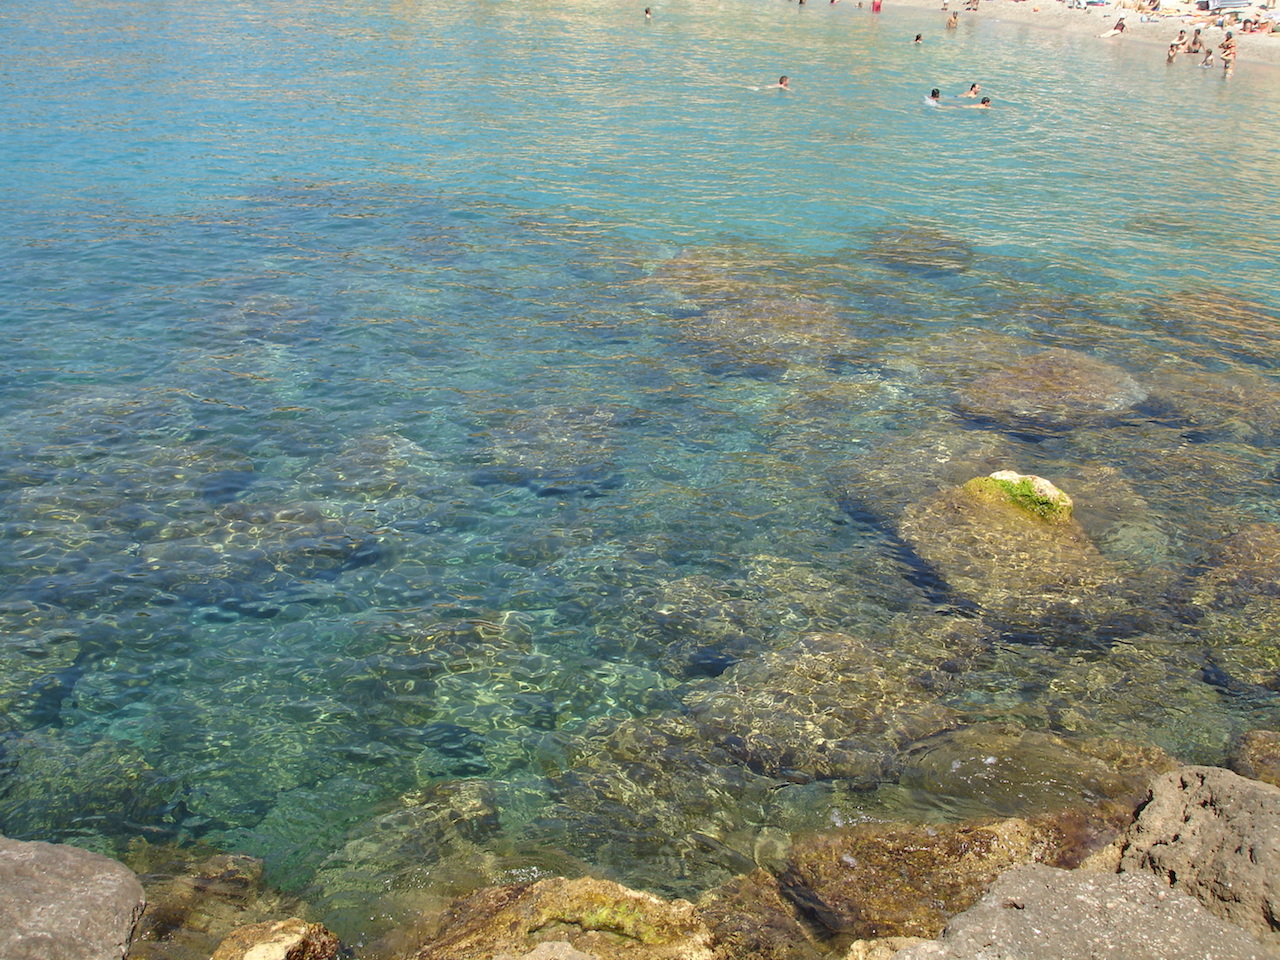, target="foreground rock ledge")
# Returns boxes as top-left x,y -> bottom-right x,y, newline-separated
1117,765 -> 1280,949
0,835 -> 145,960
892,863 -> 1276,960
